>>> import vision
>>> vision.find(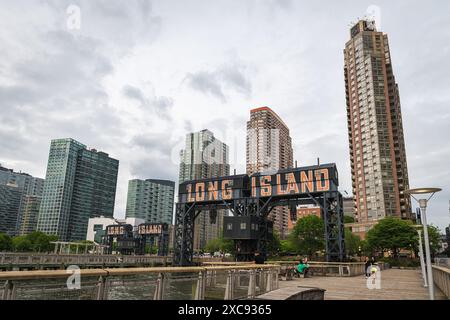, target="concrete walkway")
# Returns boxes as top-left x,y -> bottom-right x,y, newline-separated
279,269 -> 447,300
